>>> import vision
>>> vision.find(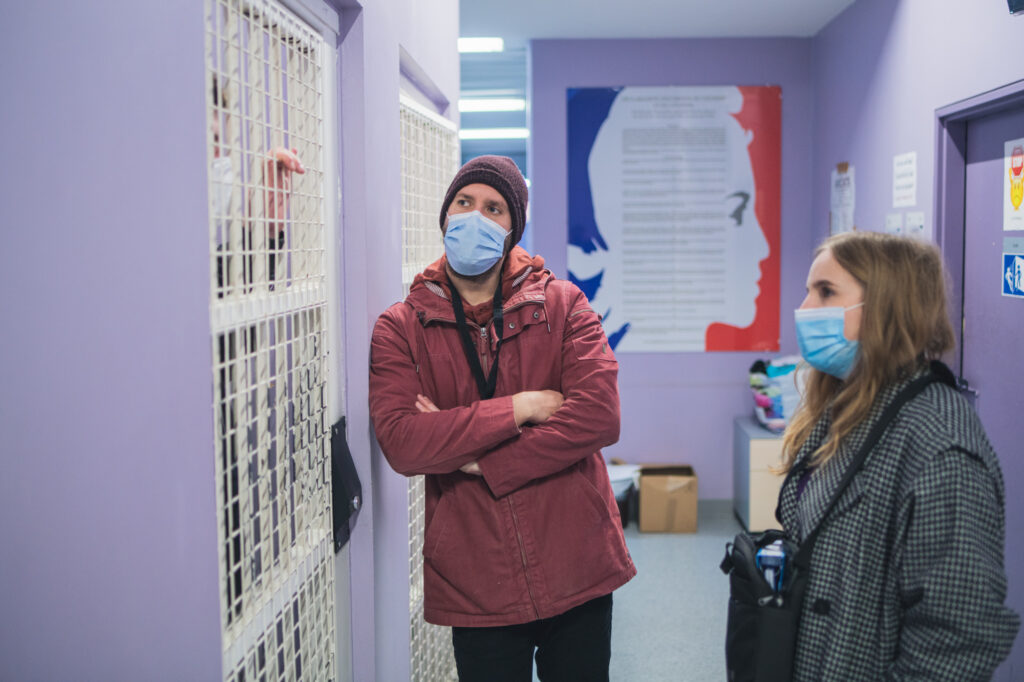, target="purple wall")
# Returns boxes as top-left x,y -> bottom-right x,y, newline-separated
0,2 -> 220,679
529,38 -> 815,499
810,1 -> 1024,676
810,0 -> 1024,245
336,1 -> 459,680
0,0 -> 460,679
